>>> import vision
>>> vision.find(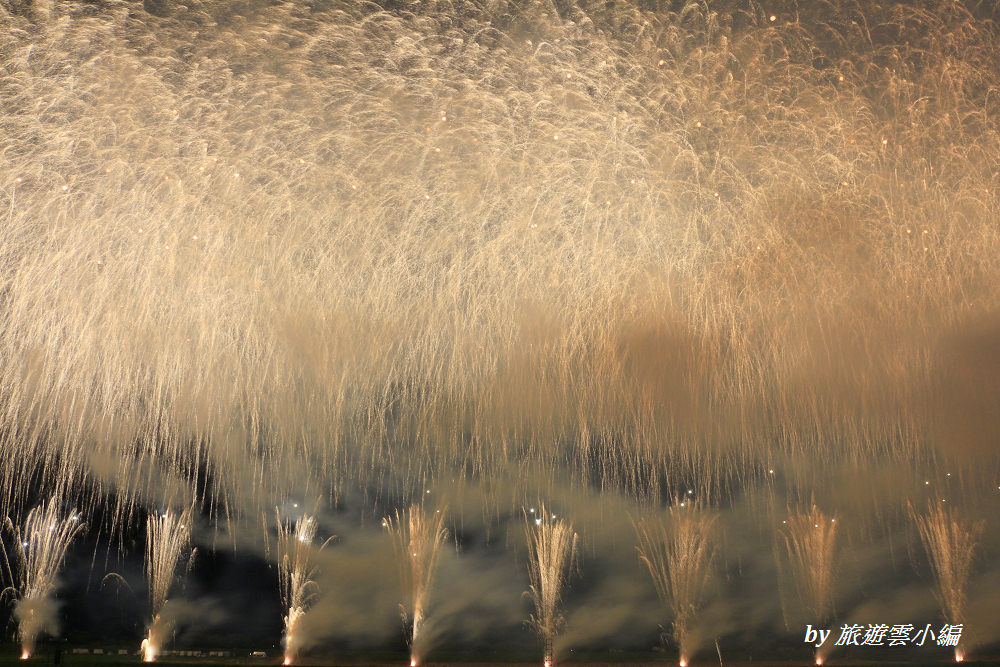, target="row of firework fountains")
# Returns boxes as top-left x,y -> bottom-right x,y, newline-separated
0,498 -> 983,666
